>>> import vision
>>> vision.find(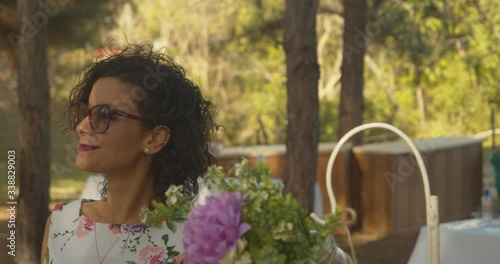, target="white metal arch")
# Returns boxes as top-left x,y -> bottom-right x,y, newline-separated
310,123 -> 440,264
